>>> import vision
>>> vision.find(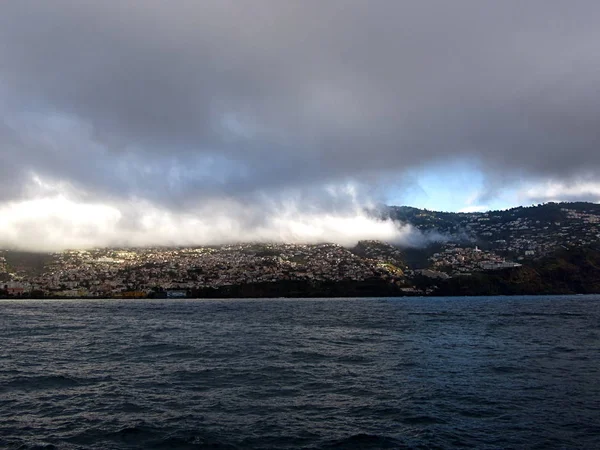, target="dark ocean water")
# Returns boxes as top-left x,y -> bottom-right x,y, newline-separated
1,296 -> 599,450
